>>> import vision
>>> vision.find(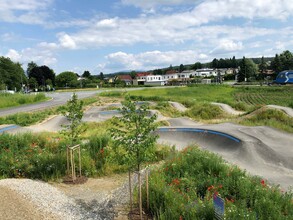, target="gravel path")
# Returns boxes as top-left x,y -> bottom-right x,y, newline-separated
0,185 -> 58,220
0,173 -> 144,220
